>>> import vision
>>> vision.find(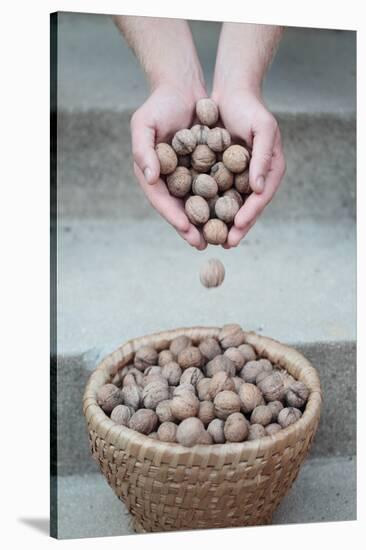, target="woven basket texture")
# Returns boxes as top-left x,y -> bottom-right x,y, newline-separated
83,327 -> 322,533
